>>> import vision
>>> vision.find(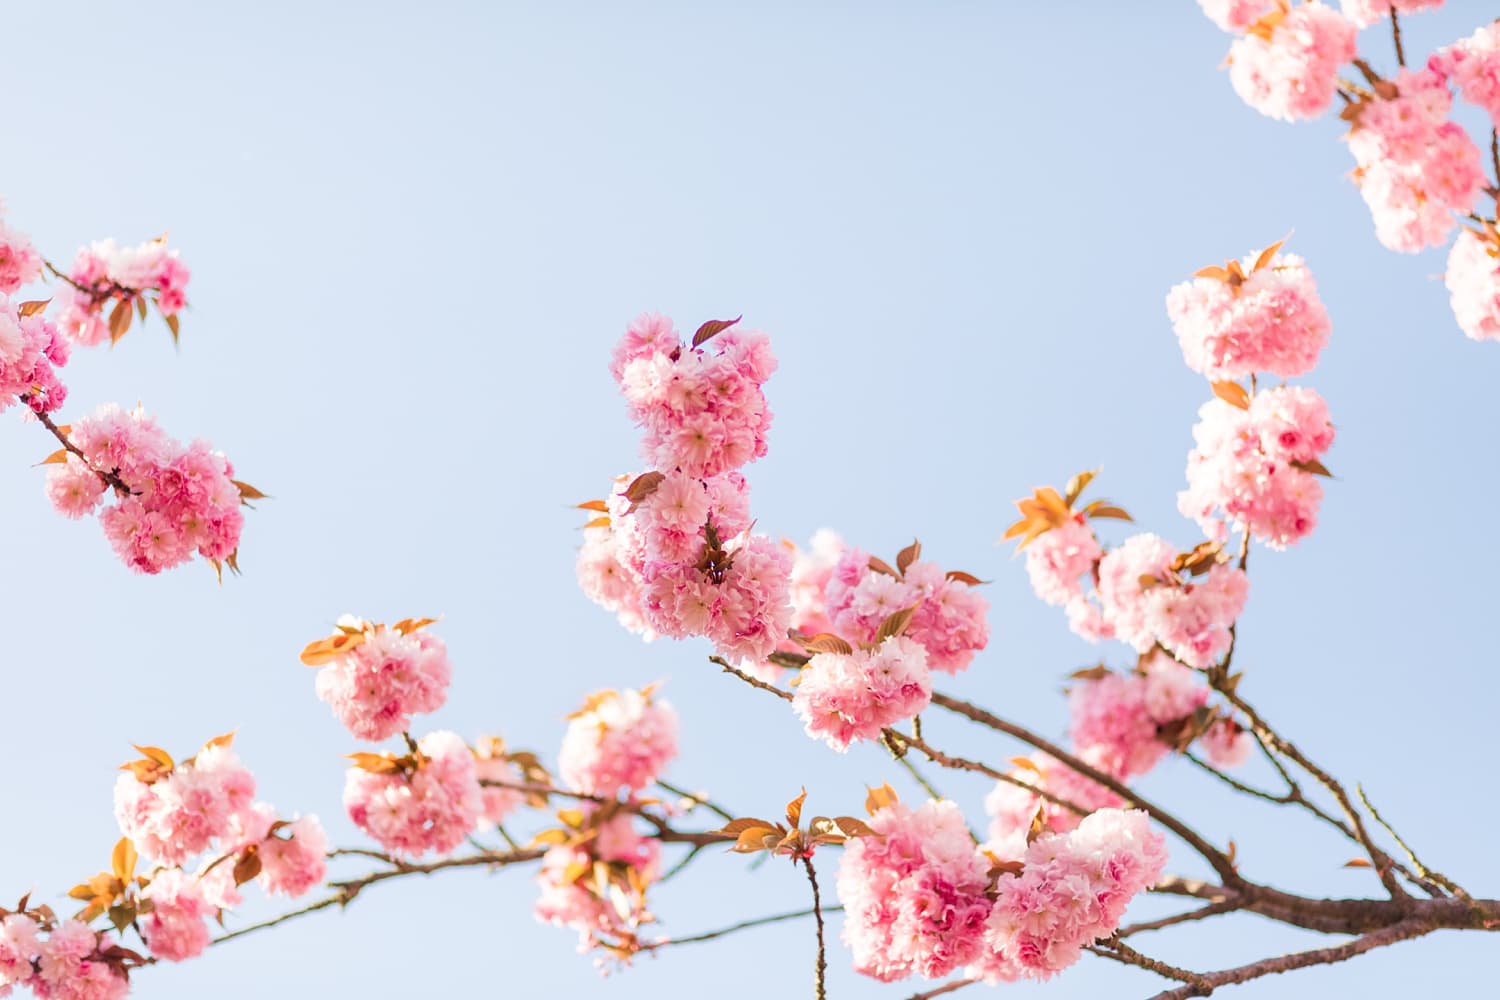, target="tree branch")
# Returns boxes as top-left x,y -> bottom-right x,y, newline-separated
800,856 -> 828,1000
